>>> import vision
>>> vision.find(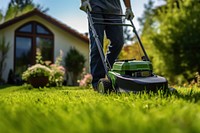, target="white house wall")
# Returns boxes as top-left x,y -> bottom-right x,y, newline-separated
0,24 -> 16,82
0,15 -> 89,82
48,19 -> 89,69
